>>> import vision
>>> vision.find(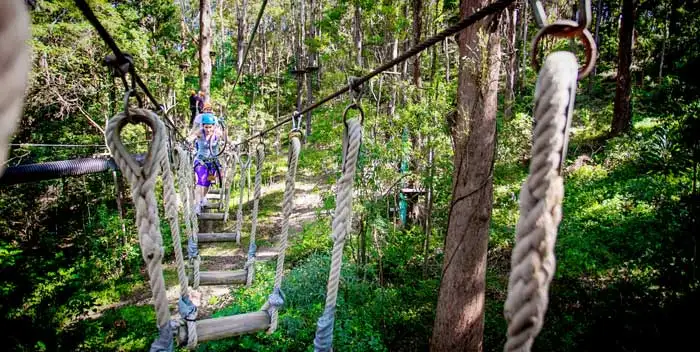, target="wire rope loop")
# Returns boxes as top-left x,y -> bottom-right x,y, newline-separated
342,103 -> 365,129
530,20 -> 596,79
122,89 -> 142,121
530,0 -> 591,30
291,111 -> 303,132
347,76 -> 364,105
